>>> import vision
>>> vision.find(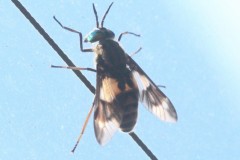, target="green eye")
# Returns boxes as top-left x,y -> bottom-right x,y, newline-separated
84,28 -> 115,43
